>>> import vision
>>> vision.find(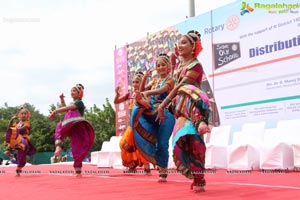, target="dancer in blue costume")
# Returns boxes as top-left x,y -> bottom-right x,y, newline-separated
131,53 -> 175,182
115,72 -> 151,174
157,30 -> 211,192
